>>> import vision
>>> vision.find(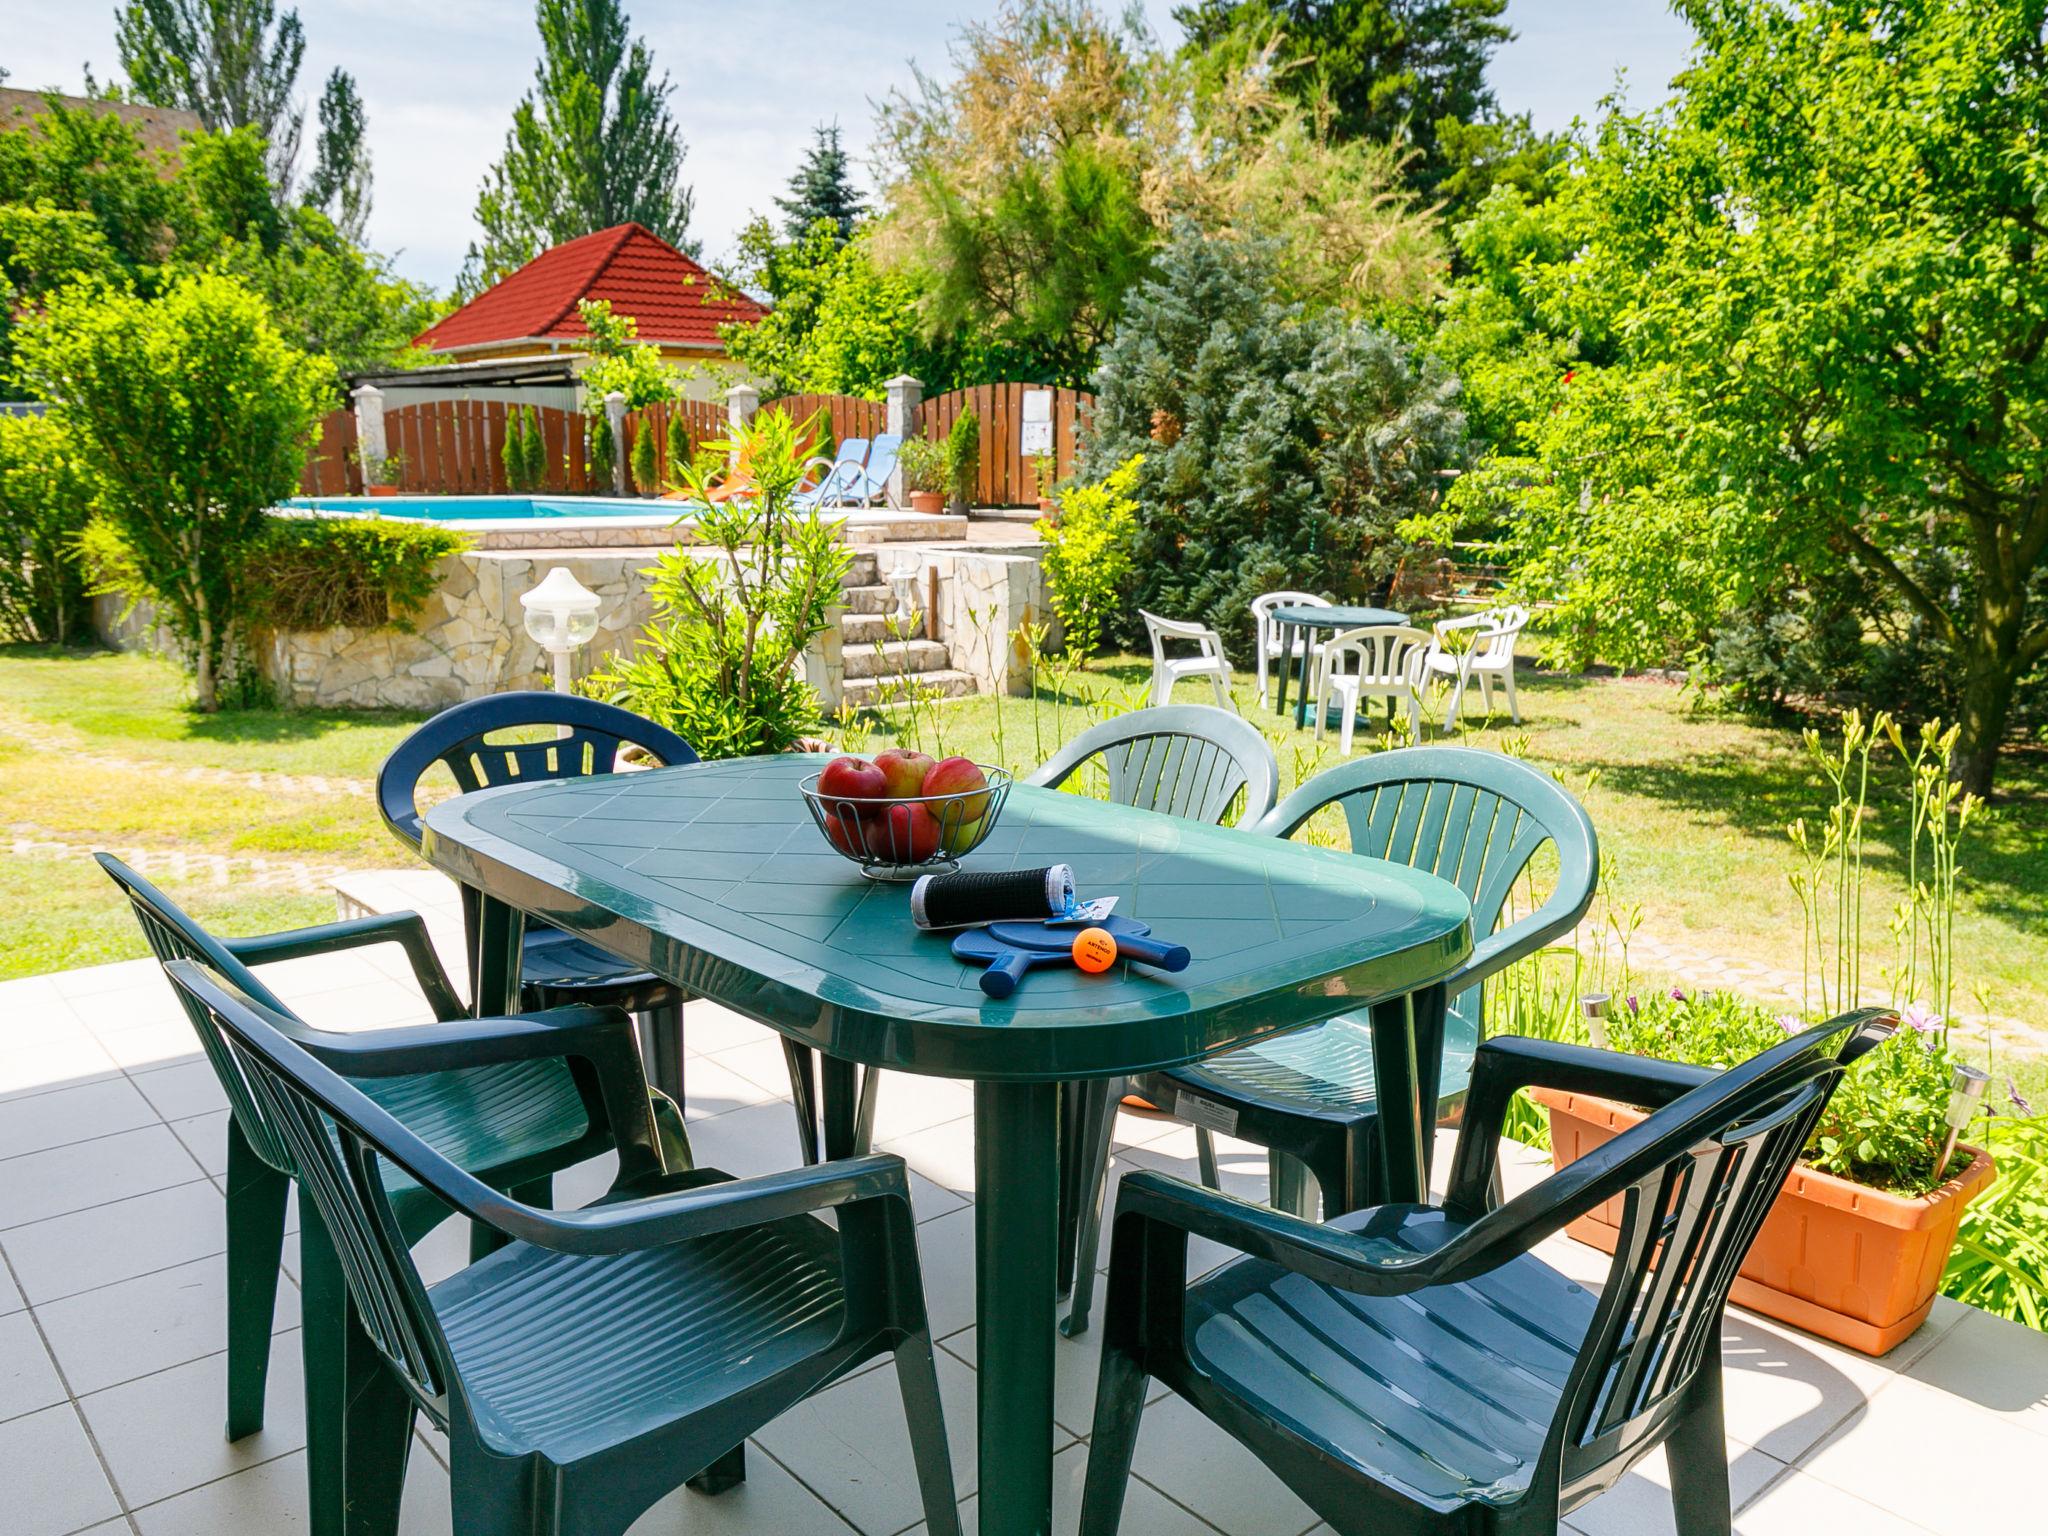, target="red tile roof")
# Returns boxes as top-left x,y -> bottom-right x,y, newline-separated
414,223 -> 765,353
